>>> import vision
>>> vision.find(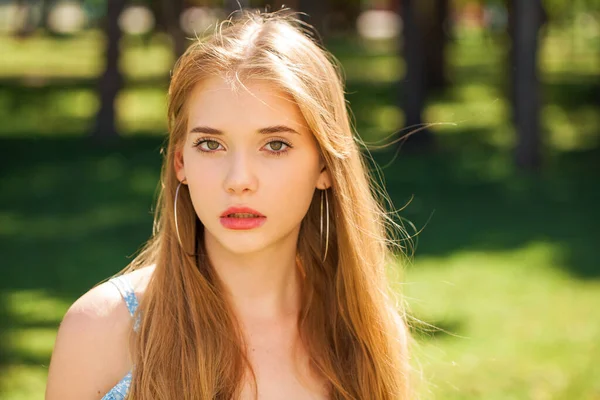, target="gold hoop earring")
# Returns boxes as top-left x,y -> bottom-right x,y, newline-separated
320,188 -> 329,263
174,181 -> 184,248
